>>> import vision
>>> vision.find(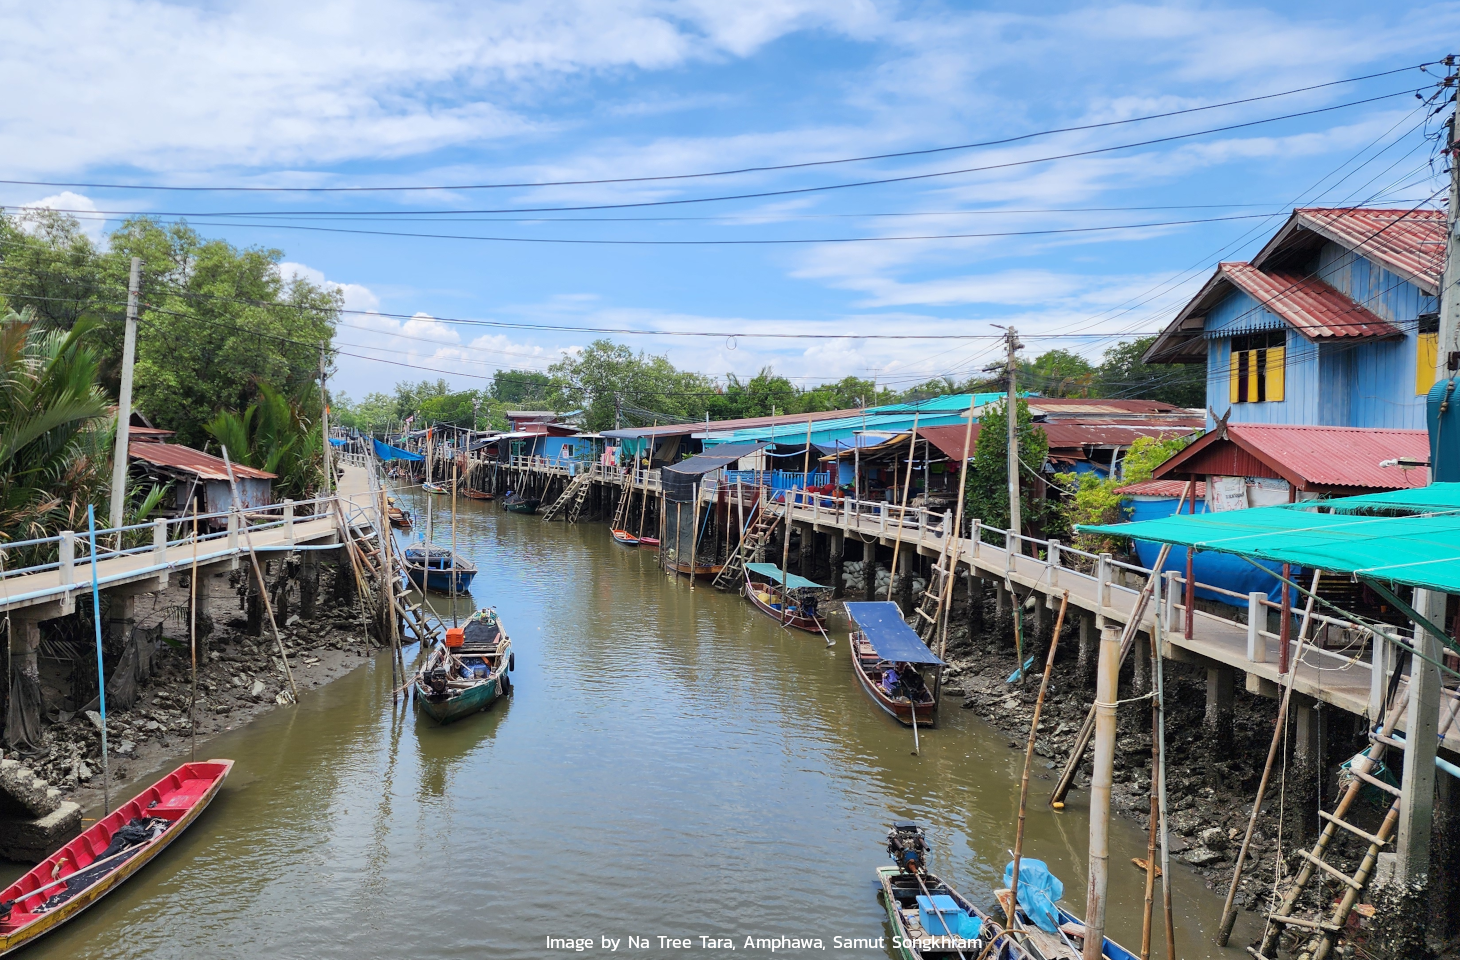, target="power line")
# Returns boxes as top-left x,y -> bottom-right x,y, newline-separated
0,64 -> 1434,195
